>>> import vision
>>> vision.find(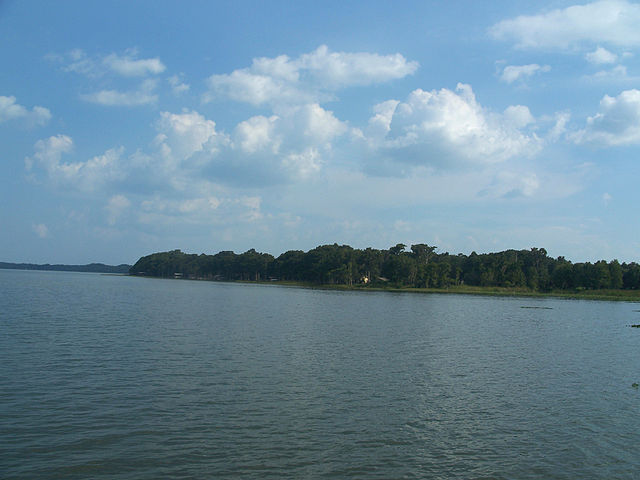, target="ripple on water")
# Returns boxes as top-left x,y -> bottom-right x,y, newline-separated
2,271 -> 640,479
